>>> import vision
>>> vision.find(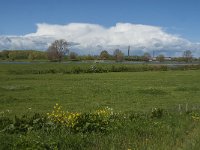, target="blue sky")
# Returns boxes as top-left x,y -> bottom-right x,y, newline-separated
0,0 -> 200,41
0,0 -> 200,56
